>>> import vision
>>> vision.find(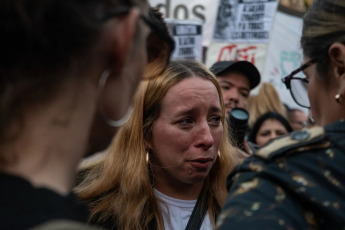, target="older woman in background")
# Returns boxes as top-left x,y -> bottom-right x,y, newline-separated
76,60 -> 239,230
248,112 -> 293,148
